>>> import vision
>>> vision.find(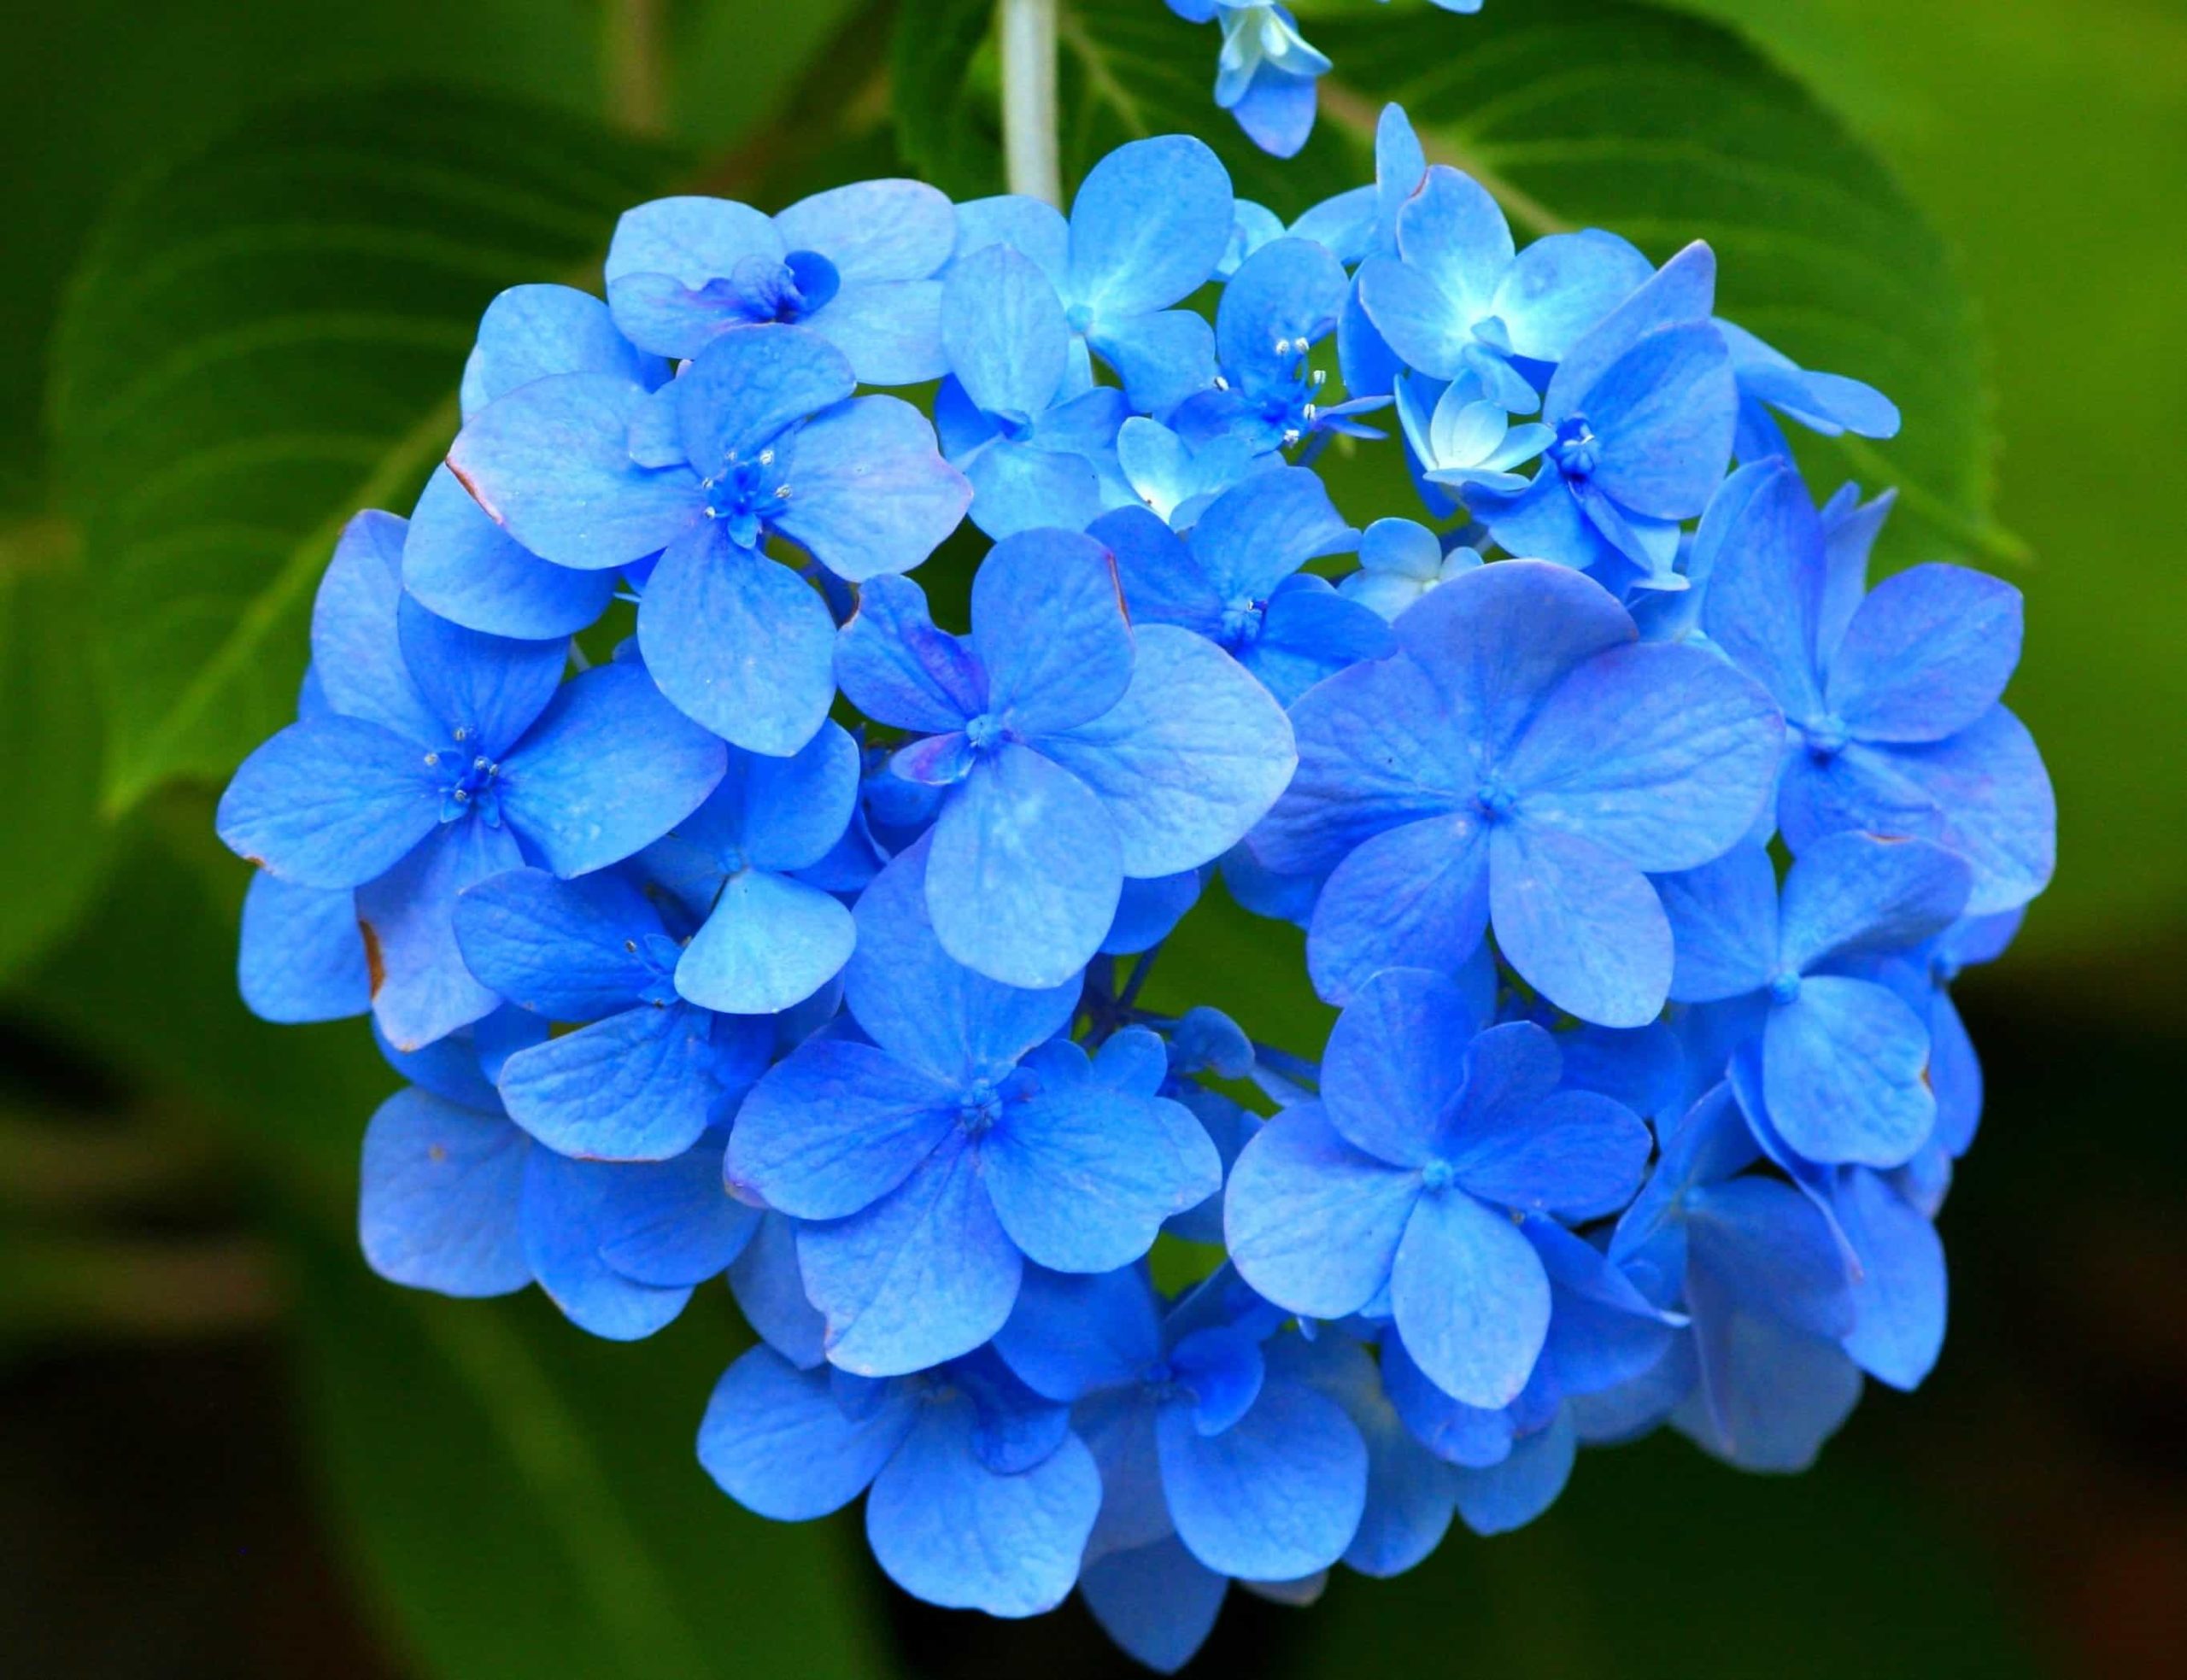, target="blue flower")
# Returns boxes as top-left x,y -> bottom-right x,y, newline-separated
1170,237 -> 1391,456
725,846 -> 1222,1375
944,137 -> 1233,413
1607,1082 -> 1862,1471
1356,164 -> 1654,413
1338,517 -> 1481,622
446,322 -> 970,754
1226,968 -> 1651,1407
1701,459 -> 2056,913
637,721 -> 862,1014
238,875 -> 371,1027
1168,3 -> 1333,159
698,1344 -> 1101,1618
996,1264 -> 1370,1601
935,242 -> 1134,537
1091,465 -> 1393,706
1656,831 -> 1971,1167
360,1012 -> 758,1338
1114,415 -> 1275,529
216,512 -> 726,1049
603,179 -> 958,383
452,865 -> 774,1160
836,527 -> 1296,988
1250,558 -> 1784,1021
1393,371 -> 1552,507
1466,245 -> 1739,585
